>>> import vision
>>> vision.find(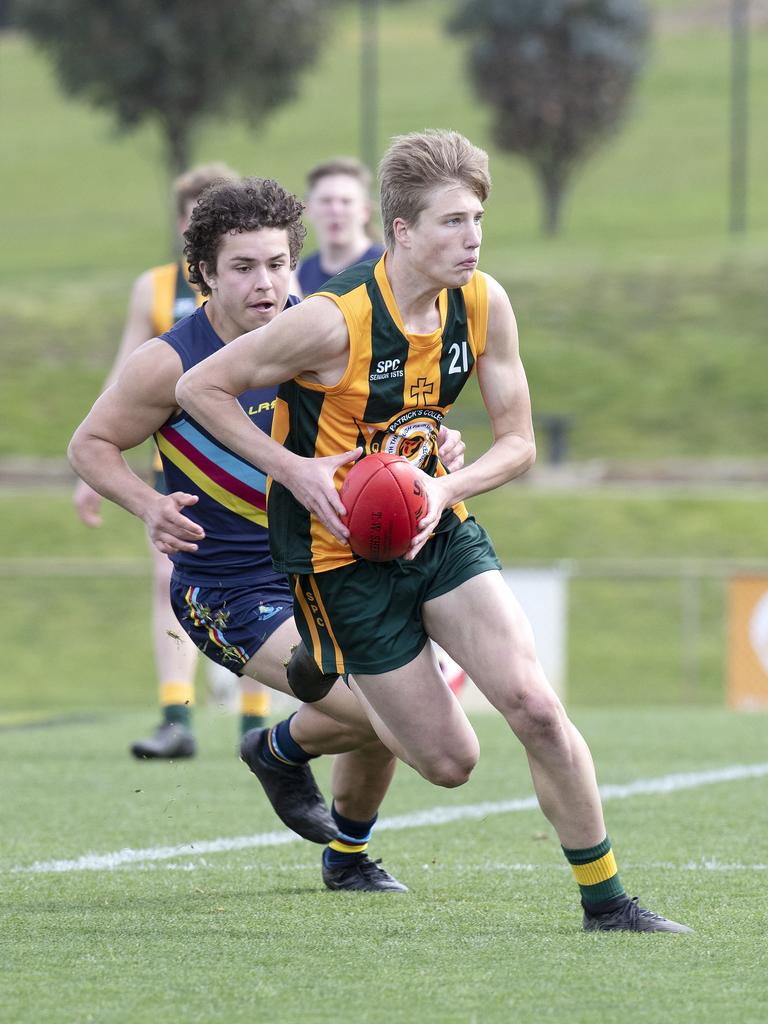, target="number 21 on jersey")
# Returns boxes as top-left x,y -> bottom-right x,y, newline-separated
448,341 -> 469,374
